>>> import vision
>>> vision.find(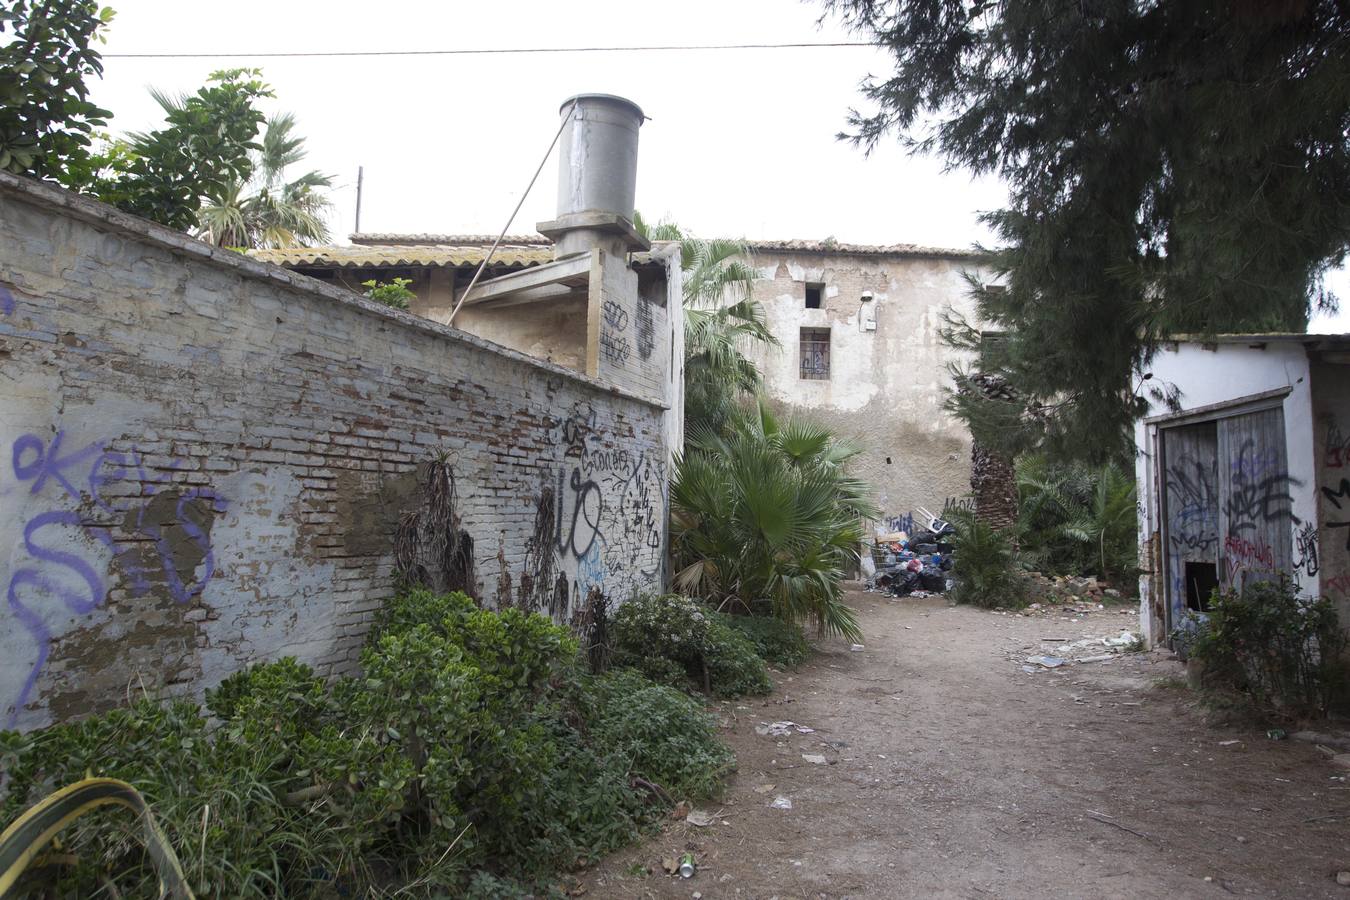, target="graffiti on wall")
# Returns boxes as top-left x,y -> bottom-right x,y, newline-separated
600,299 -> 632,365
1223,457 -> 1300,538
1323,478 -> 1350,552
1165,459 -> 1219,556
526,403 -> 665,620
1294,521 -> 1320,577
1325,422 -> 1350,469
3,430 -> 225,726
